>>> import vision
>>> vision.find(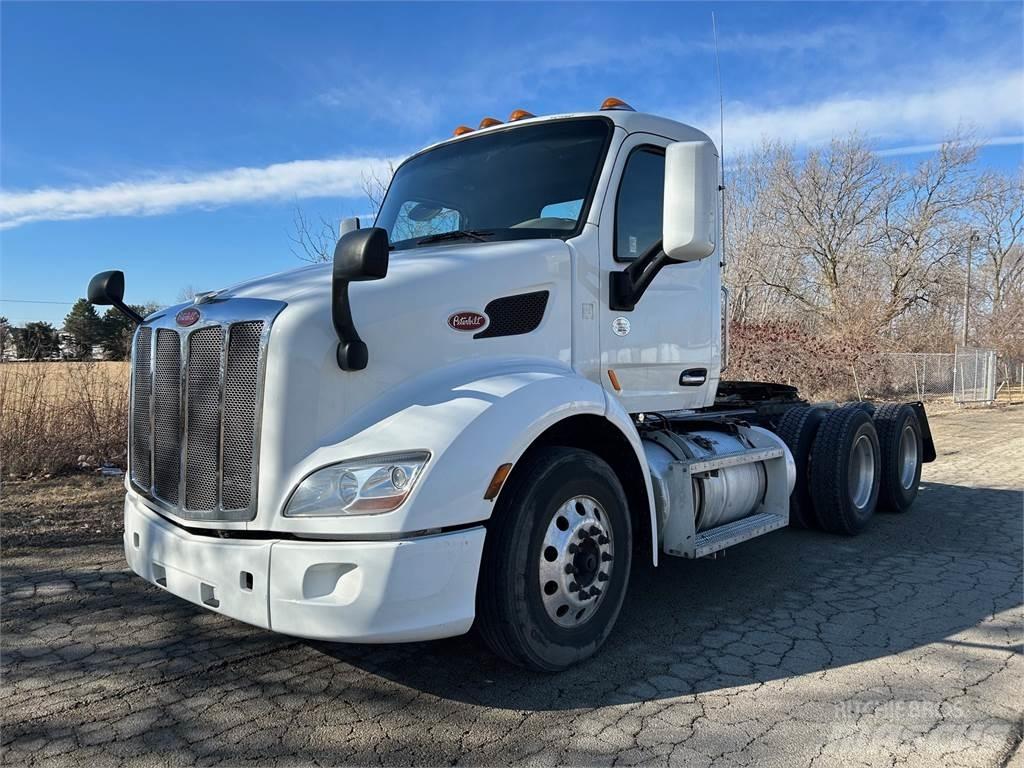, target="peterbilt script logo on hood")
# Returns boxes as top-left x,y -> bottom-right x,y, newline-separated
176,307 -> 201,327
448,311 -> 487,332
